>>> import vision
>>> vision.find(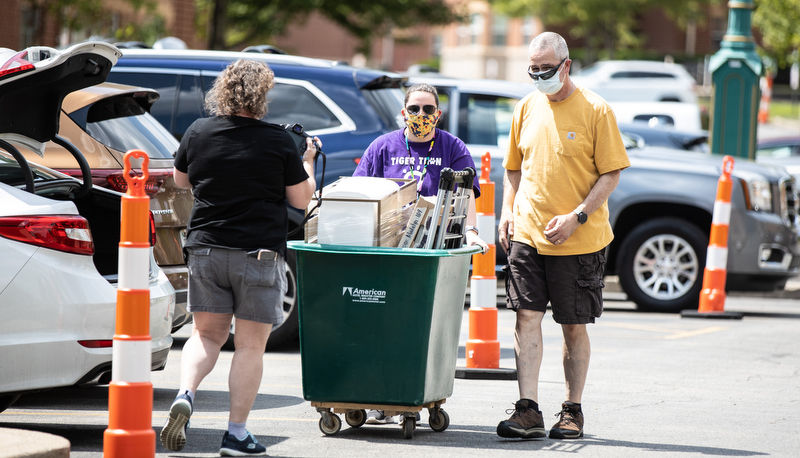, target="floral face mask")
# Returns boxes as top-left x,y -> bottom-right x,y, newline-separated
404,112 -> 439,138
